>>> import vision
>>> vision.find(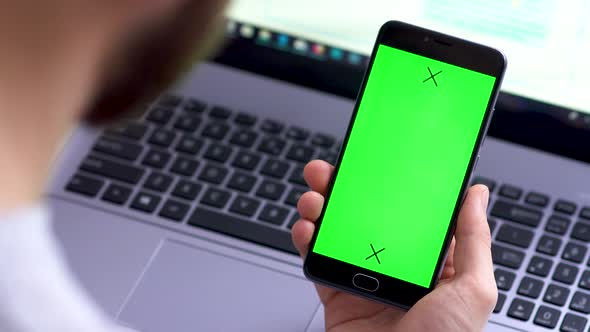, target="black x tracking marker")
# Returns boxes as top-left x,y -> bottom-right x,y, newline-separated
366,243 -> 386,264
423,66 -> 443,87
